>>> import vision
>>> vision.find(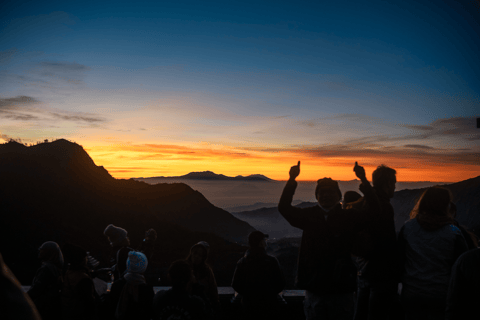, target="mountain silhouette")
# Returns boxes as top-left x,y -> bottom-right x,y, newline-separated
0,139 -> 253,285
138,171 -> 275,181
